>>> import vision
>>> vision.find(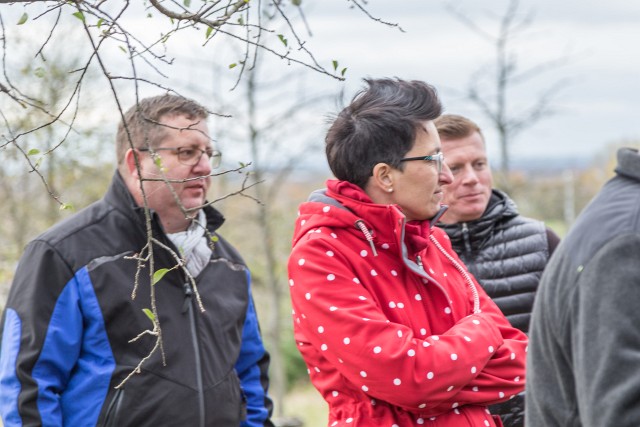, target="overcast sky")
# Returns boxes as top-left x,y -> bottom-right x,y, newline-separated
3,0 -> 639,169
298,0 -> 640,165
